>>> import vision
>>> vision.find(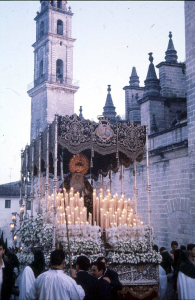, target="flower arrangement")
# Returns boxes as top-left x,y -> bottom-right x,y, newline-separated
107,250 -> 162,264
19,214 -> 53,249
